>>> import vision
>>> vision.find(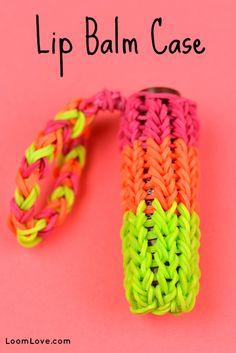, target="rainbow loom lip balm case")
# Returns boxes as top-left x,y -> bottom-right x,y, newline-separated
119,88 -> 200,315
9,87 -> 200,315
